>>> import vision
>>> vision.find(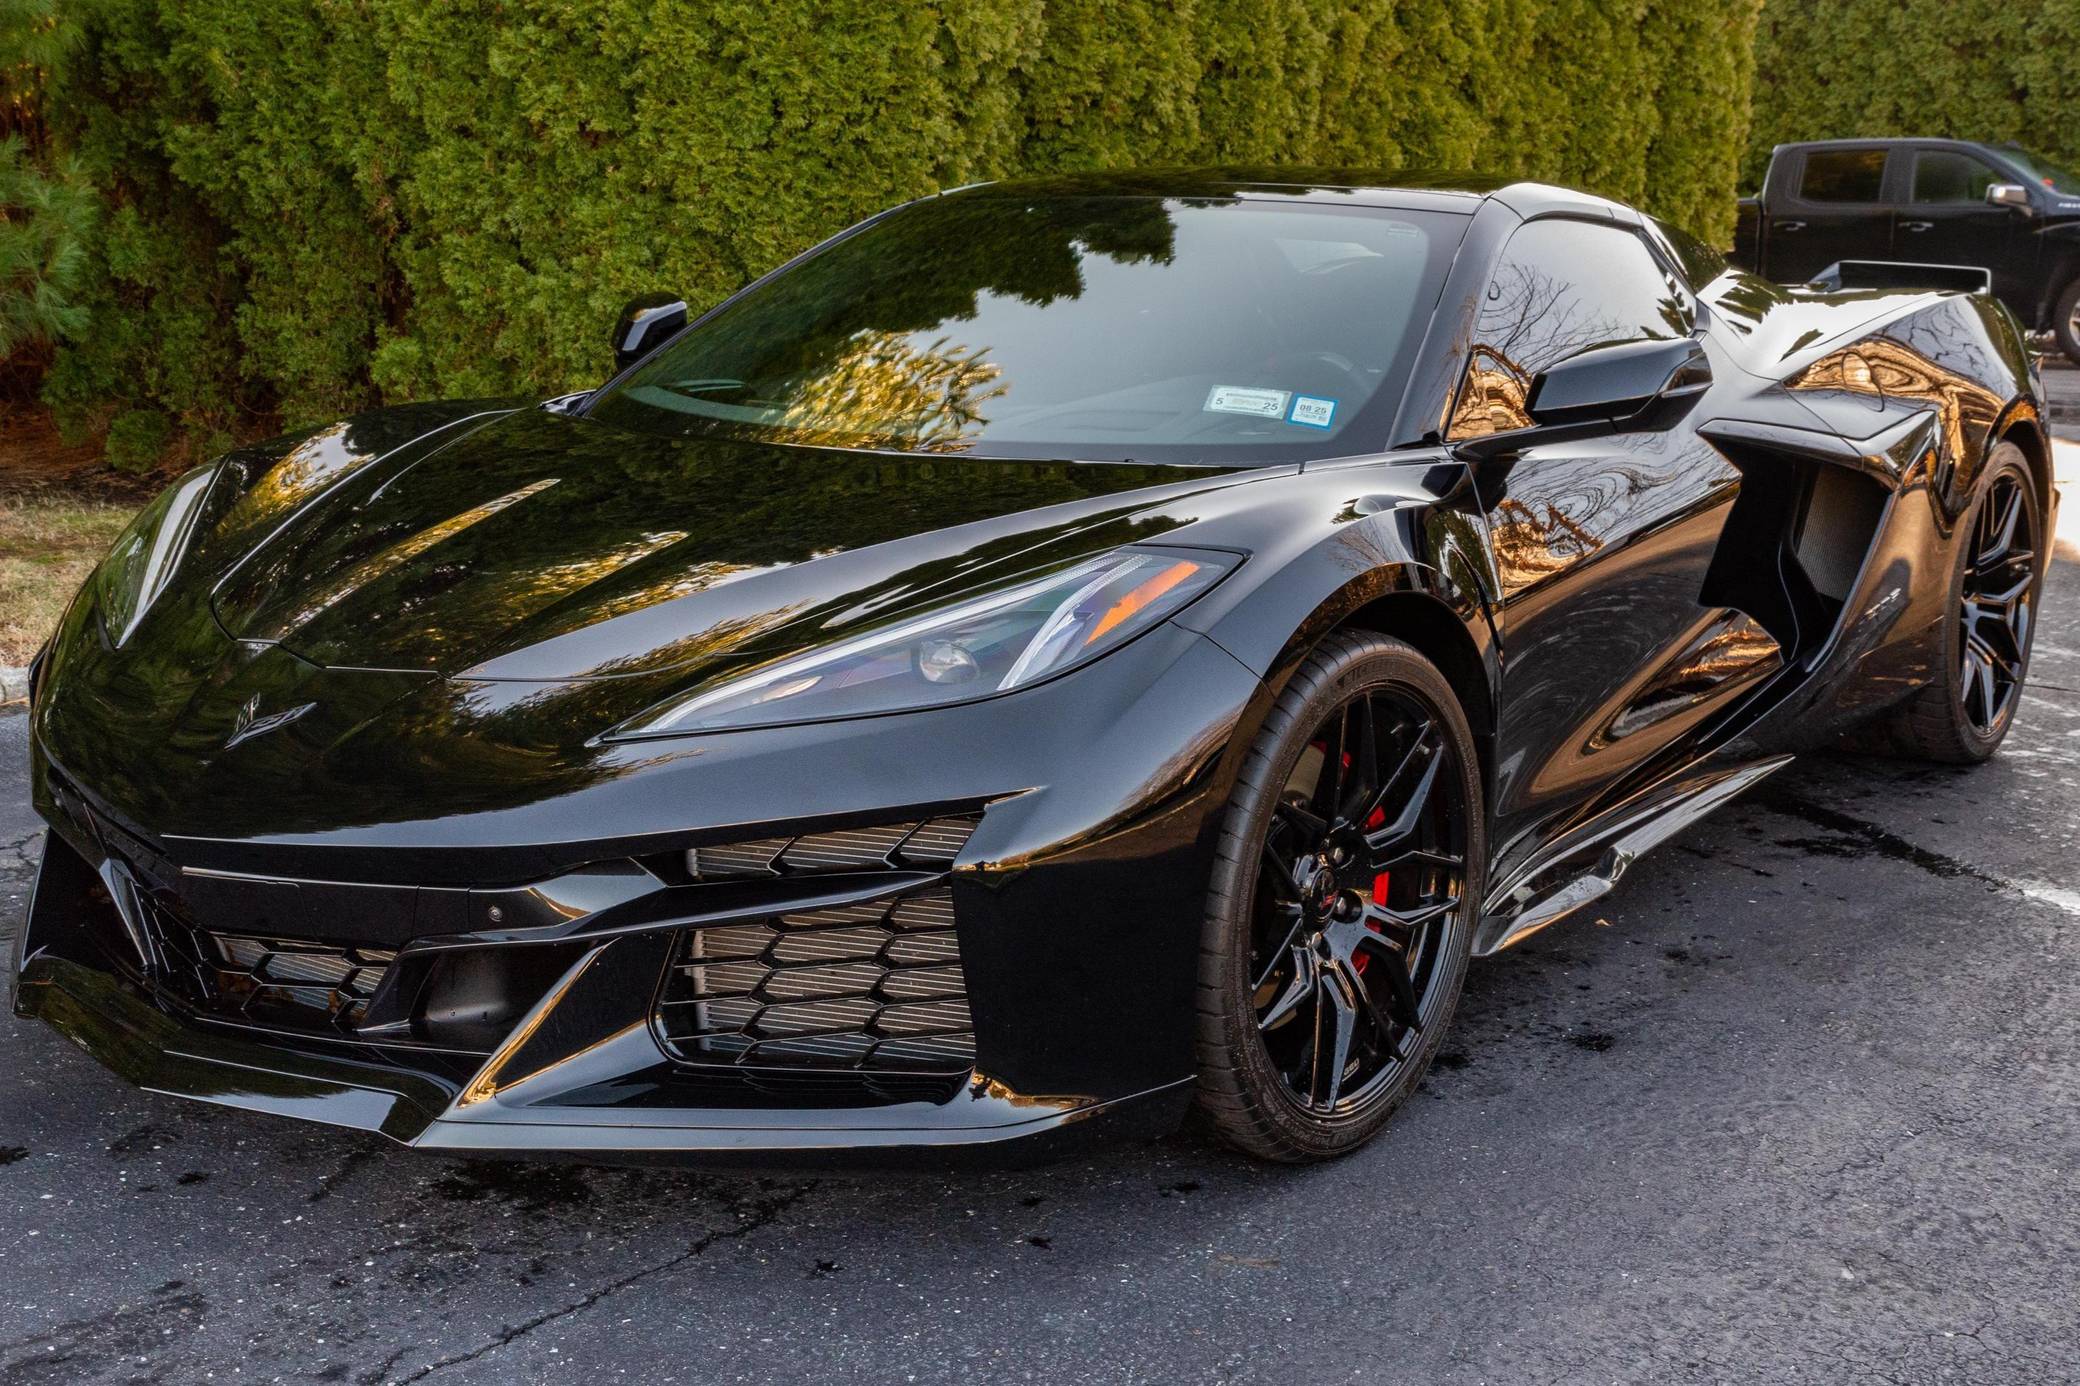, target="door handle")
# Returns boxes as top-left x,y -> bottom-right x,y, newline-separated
1775,220 -> 1806,233
1901,220 -> 1935,232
